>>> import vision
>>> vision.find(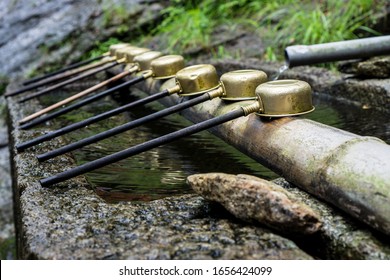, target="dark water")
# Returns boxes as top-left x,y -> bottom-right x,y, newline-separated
58,88 -> 277,202
43,81 -> 390,203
